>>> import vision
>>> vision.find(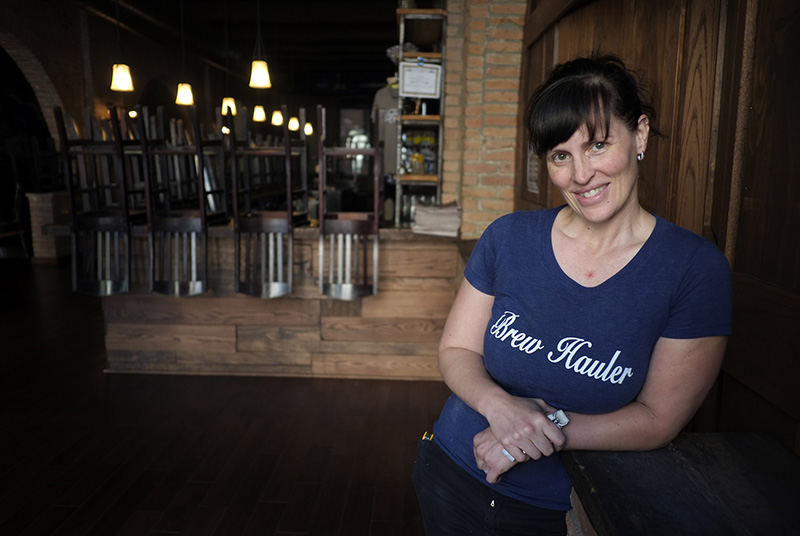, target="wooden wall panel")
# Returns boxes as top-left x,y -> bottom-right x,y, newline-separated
515,26 -> 556,212
733,0 -> 800,291
378,245 -> 459,278
311,353 -> 440,381
669,0 -> 724,234
102,233 -> 460,380
106,349 -> 312,376
555,0 -> 687,222
377,276 -> 456,292
106,324 -> 236,353
318,340 -> 438,357
321,317 -> 445,343
236,326 -> 321,354
103,295 -> 320,326
361,290 -> 454,319
723,275 -> 800,420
